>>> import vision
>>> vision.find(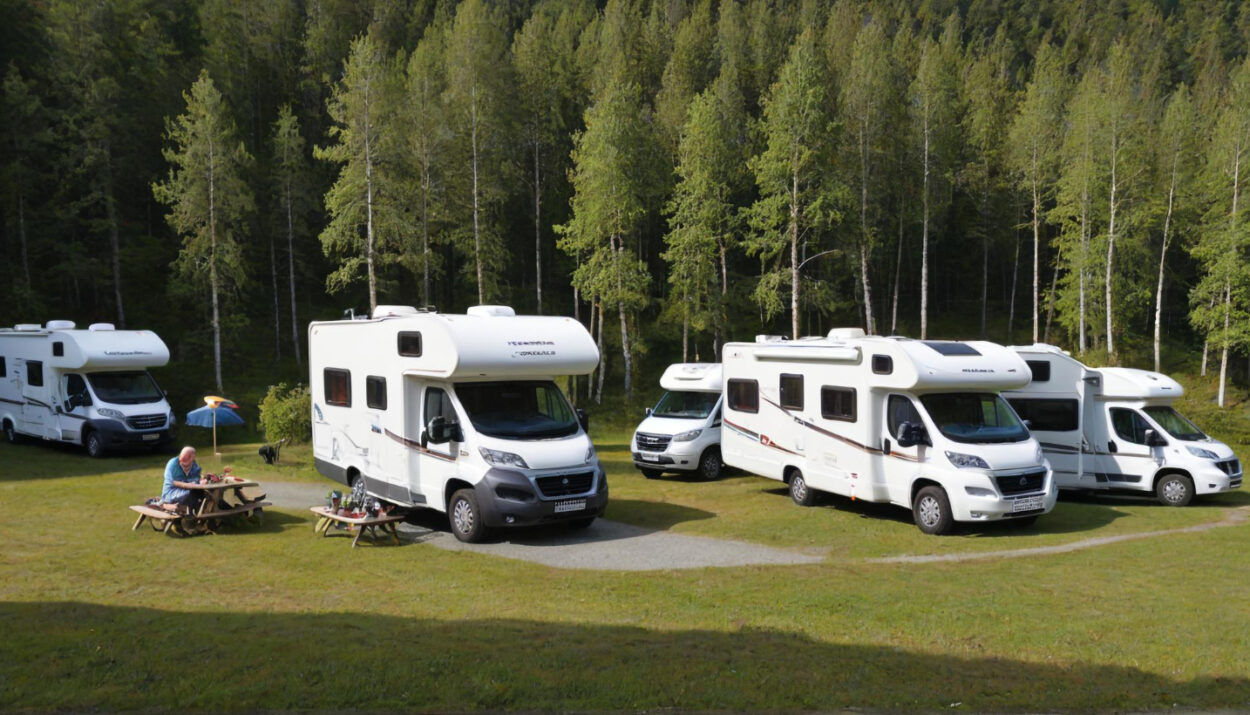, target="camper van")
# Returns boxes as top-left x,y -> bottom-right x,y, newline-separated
632,363 -> 723,480
308,305 -> 608,542
721,329 -> 1057,534
1004,344 -> 1242,505
0,321 -> 175,456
